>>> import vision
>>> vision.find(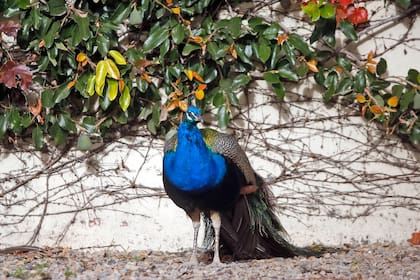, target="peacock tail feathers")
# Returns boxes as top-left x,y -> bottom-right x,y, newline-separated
202,174 -> 324,259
